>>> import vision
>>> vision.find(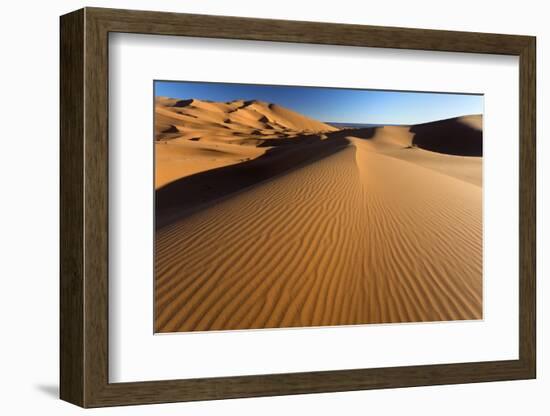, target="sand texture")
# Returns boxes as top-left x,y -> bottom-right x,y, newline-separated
155,97 -> 337,189
155,100 -> 483,332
